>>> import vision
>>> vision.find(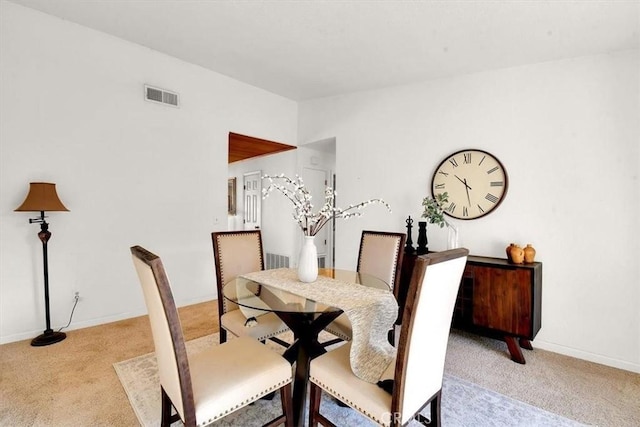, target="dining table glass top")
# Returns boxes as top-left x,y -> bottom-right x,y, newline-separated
224,266 -> 397,425
223,268 -> 389,315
